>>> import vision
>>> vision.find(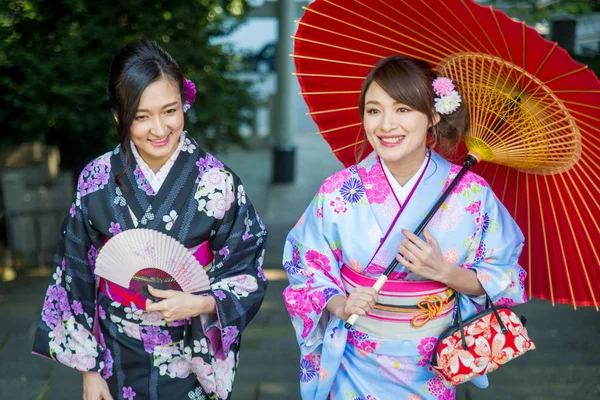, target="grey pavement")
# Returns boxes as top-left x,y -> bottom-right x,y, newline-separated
1,131 -> 600,399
